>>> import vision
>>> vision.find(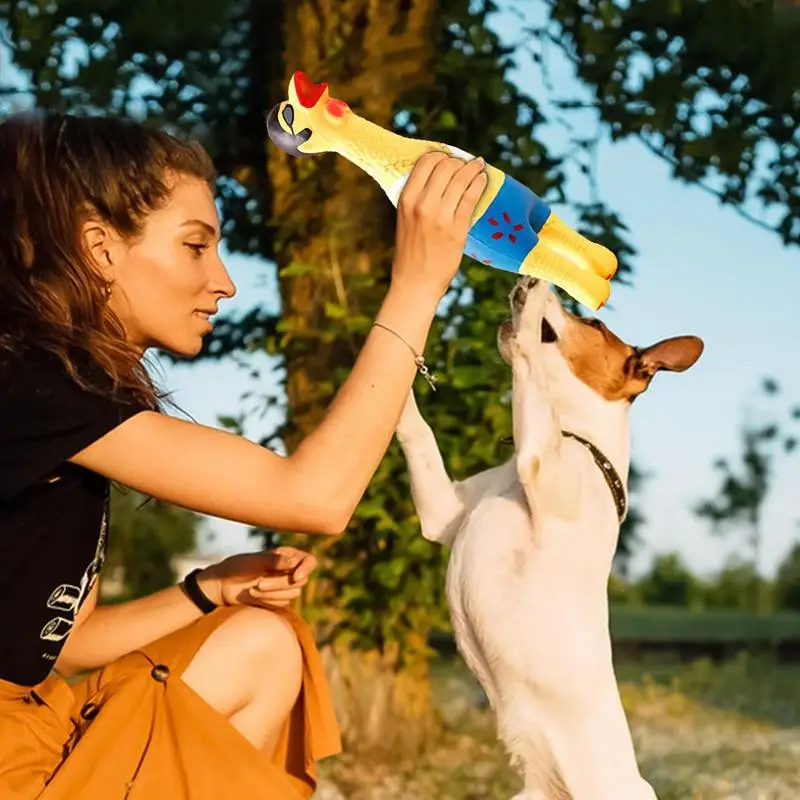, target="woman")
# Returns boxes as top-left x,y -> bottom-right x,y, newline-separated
0,111 -> 487,799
